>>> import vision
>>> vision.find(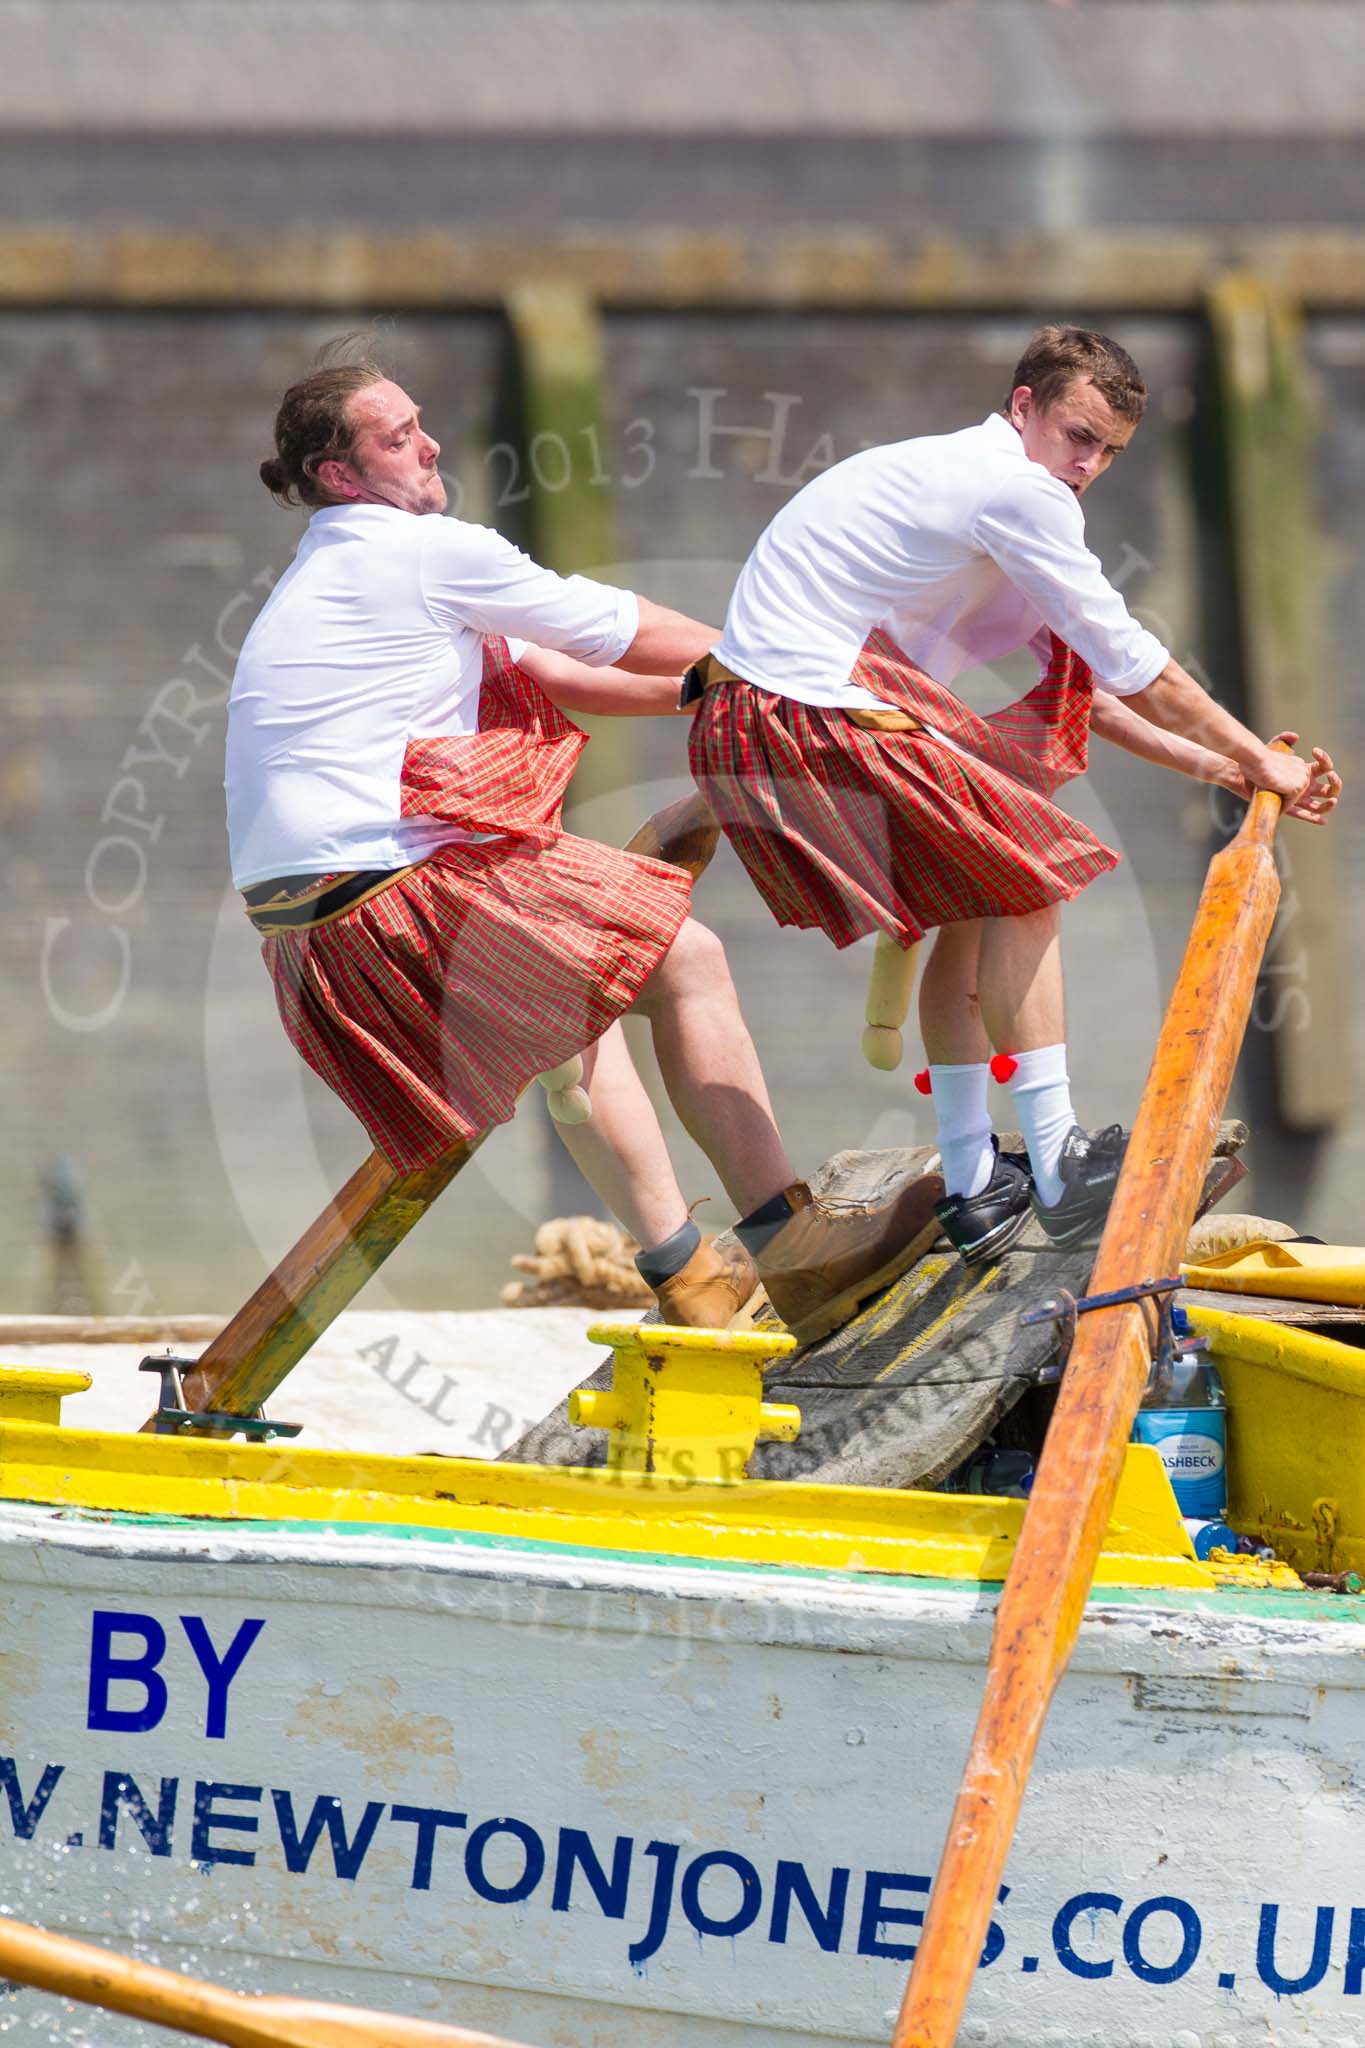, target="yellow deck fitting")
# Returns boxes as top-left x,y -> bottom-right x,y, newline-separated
0,1362 -> 91,1427
572,1321 -> 799,1478
0,1353 -> 1211,1589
